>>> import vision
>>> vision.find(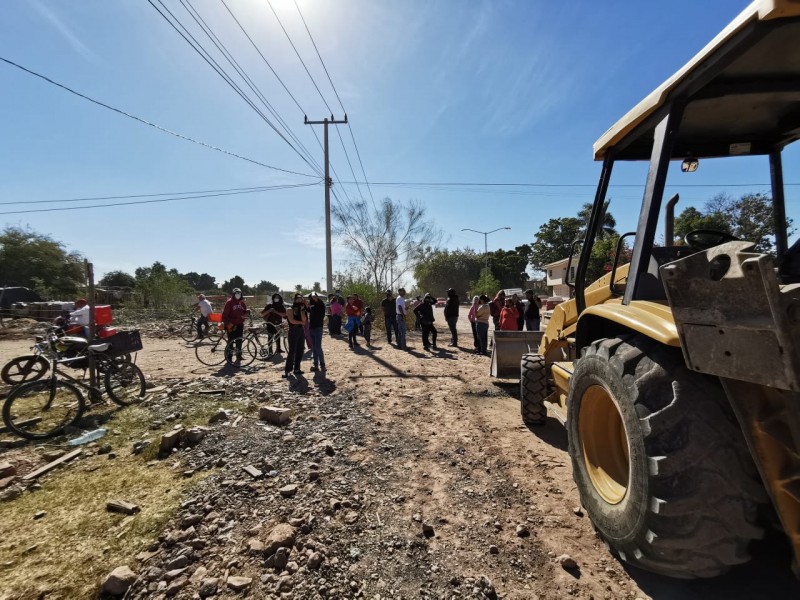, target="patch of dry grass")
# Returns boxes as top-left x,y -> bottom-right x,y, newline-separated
0,394 -> 238,600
